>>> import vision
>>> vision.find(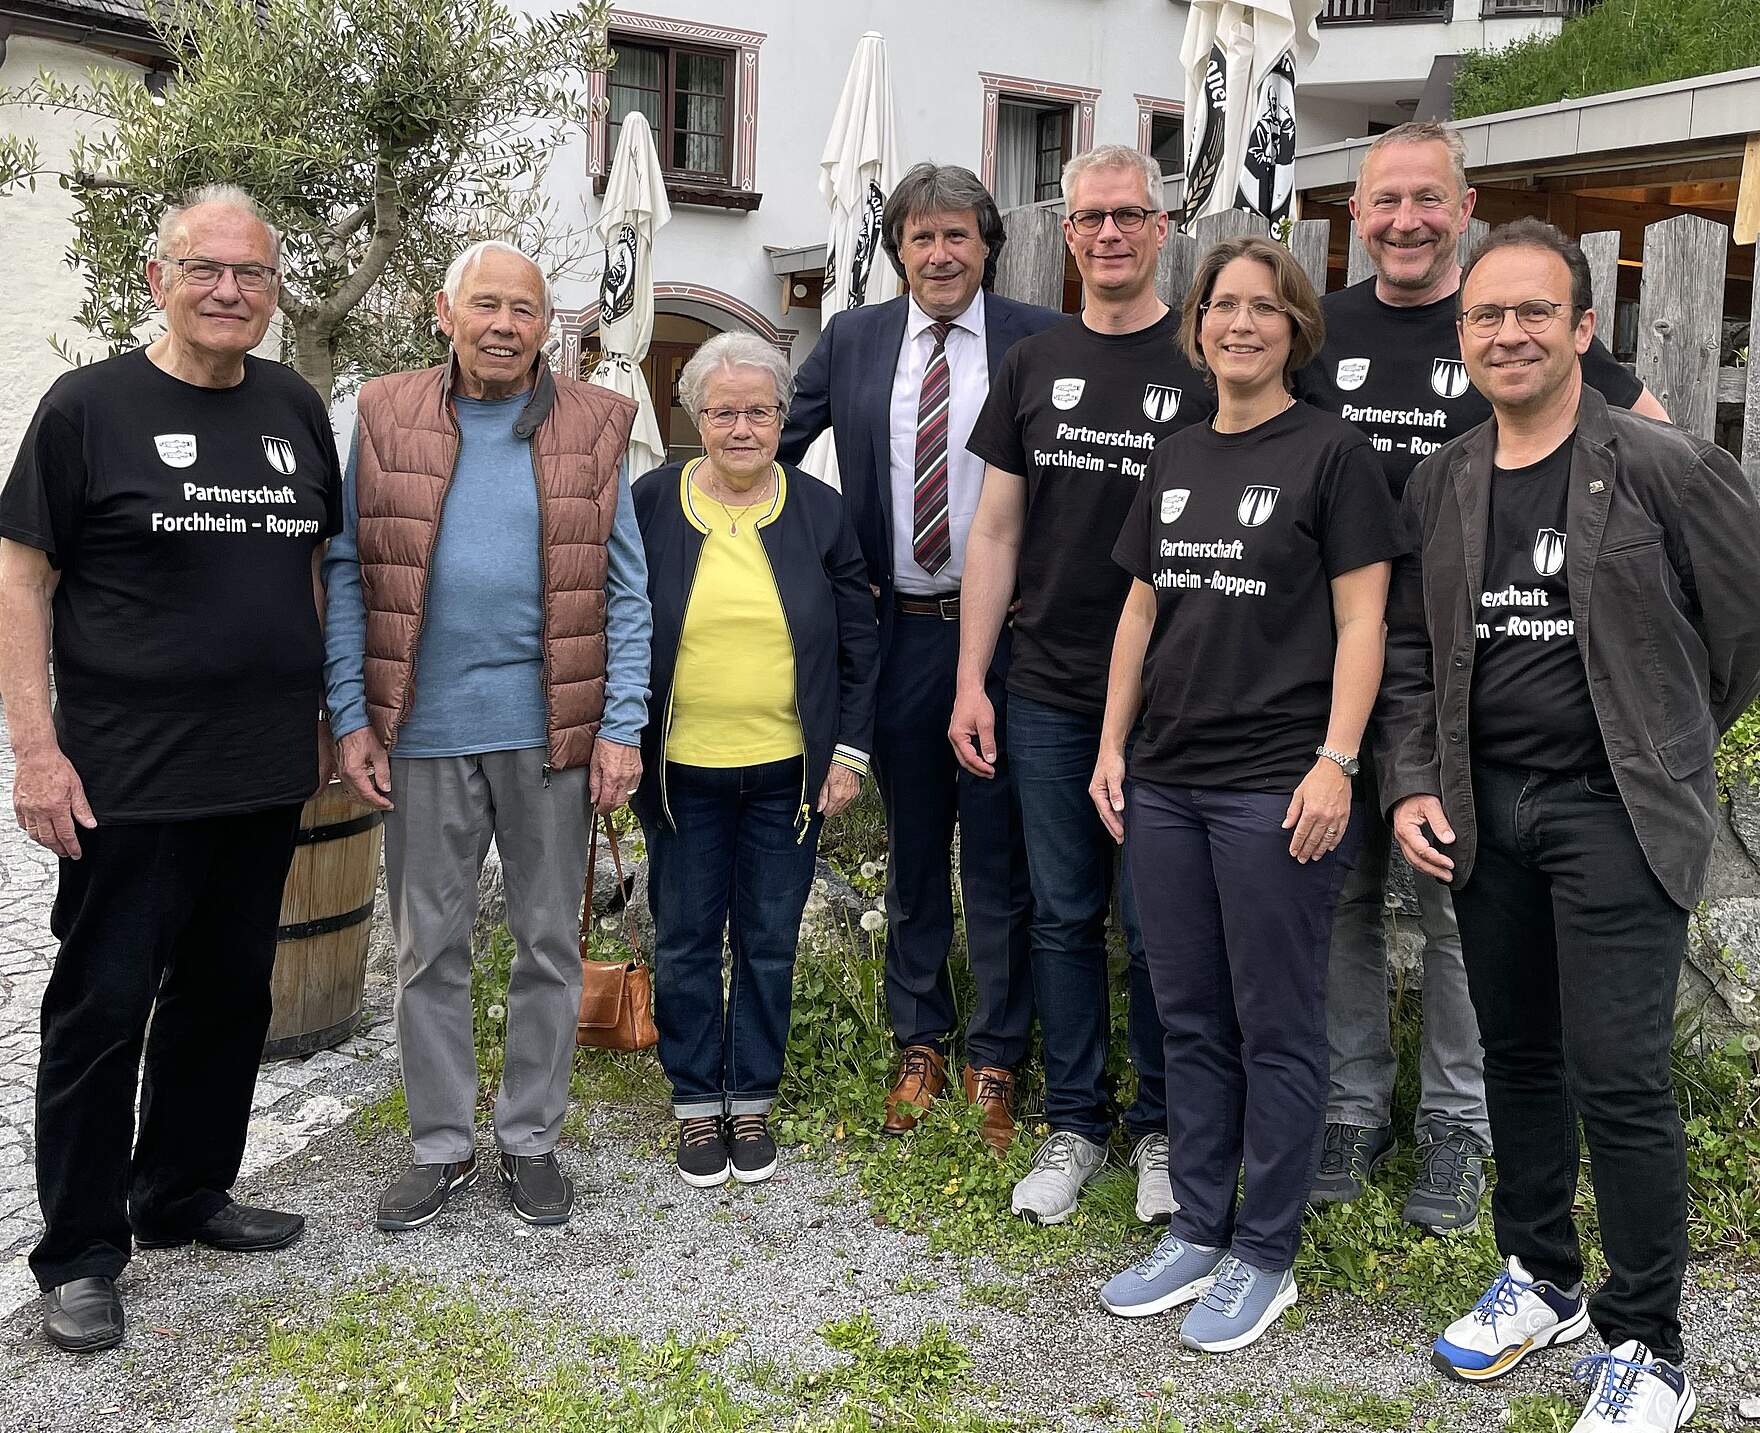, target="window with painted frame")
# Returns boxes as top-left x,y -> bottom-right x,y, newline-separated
606,38 -> 733,184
